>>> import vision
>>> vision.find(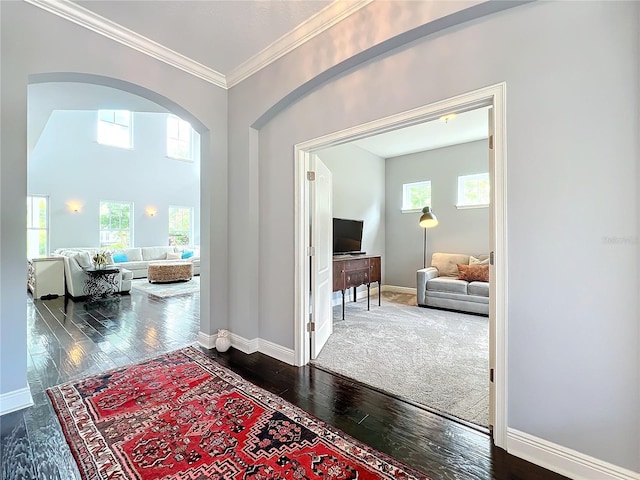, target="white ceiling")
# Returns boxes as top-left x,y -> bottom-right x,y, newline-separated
353,107 -> 489,158
74,0 -> 333,75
